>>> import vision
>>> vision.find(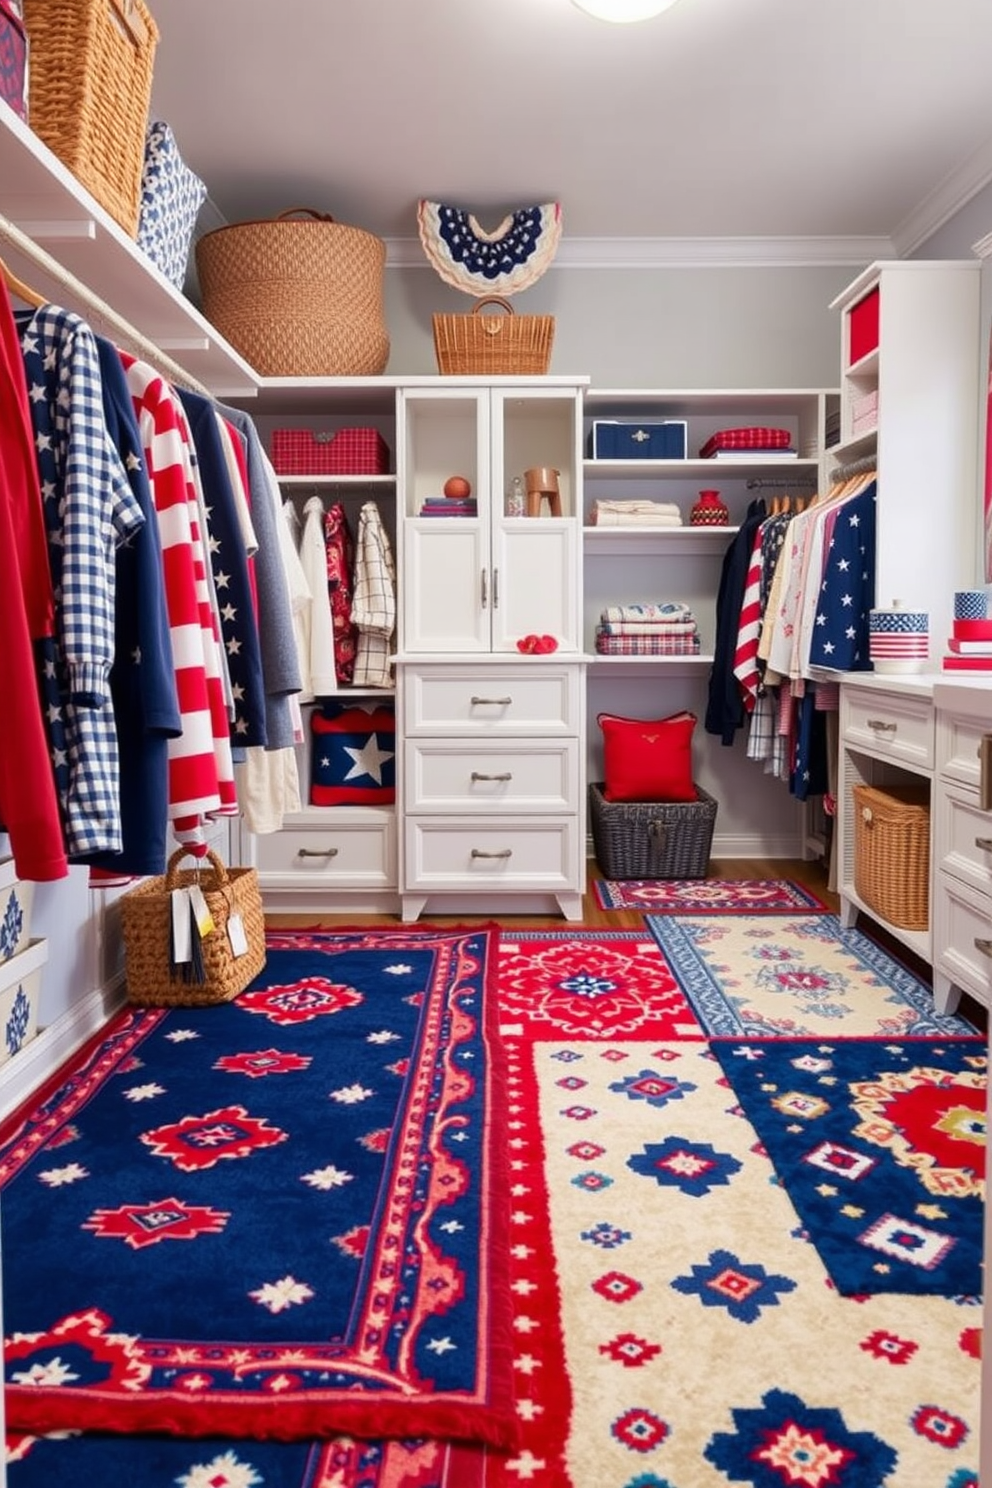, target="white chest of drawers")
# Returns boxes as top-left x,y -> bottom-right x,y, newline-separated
932,678 -> 992,1015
